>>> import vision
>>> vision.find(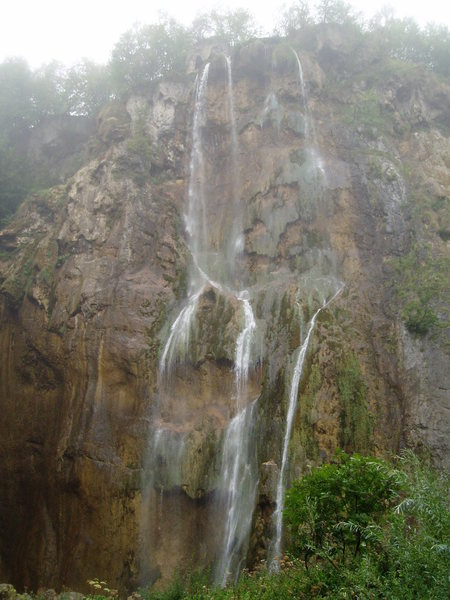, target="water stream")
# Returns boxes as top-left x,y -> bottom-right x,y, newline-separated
144,56 -> 259,586
144,48 -> 341,586
270,286 -> 344,569
292,49 -> 325,177
214,292 -> 258,586
266,50 -> 341,568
